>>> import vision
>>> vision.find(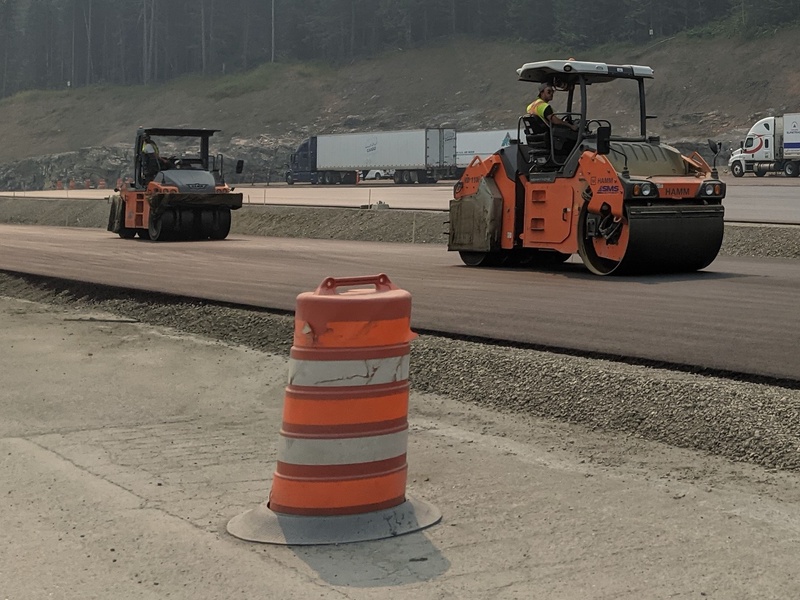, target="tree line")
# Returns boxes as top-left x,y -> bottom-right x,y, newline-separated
0,0 -> 797,98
